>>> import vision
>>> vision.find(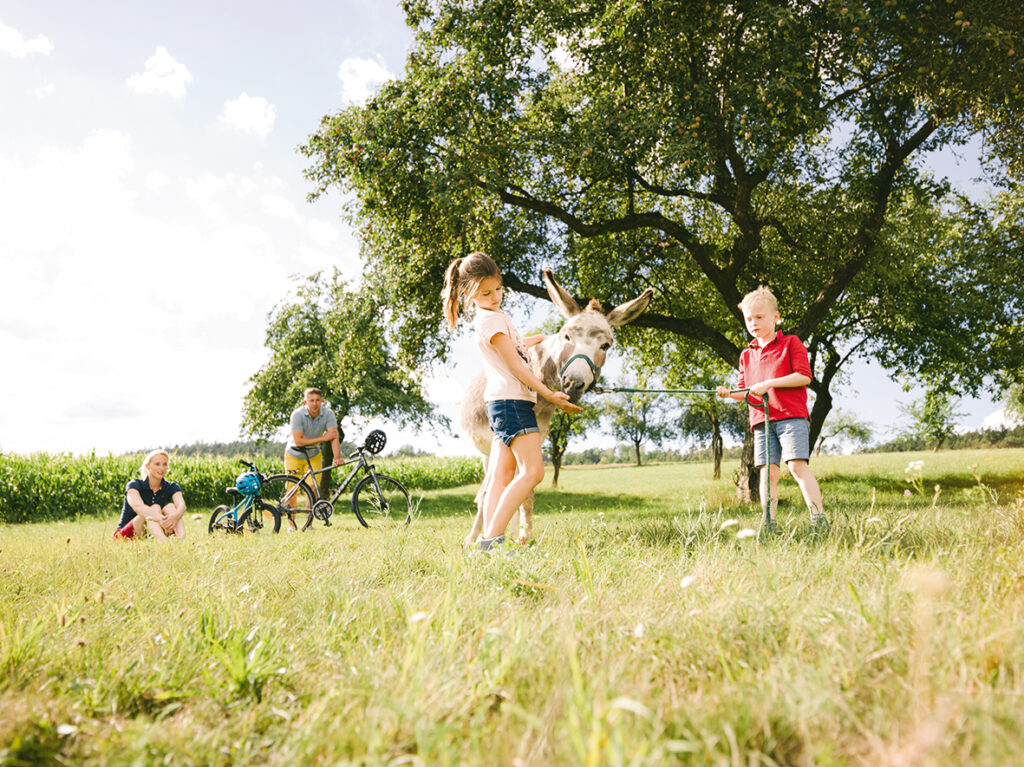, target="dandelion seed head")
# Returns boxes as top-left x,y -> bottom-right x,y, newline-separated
737,528 -> 757,539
